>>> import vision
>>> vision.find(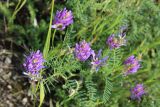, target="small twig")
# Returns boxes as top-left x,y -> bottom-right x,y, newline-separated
0,65 -> 15,69
0,49 -> 13,55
